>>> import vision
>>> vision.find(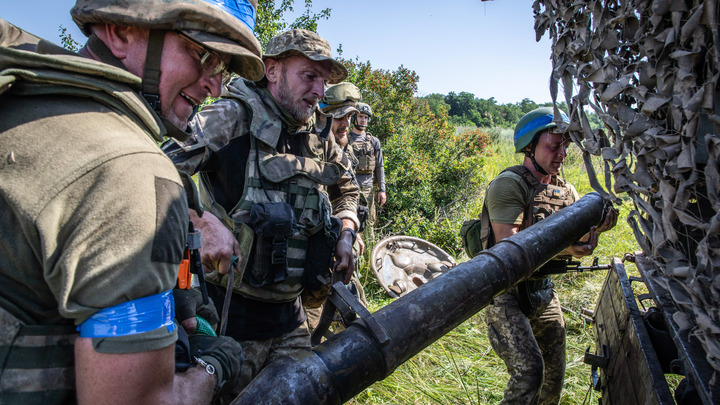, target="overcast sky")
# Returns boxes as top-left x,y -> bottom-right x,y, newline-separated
3,0 -> 555,104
